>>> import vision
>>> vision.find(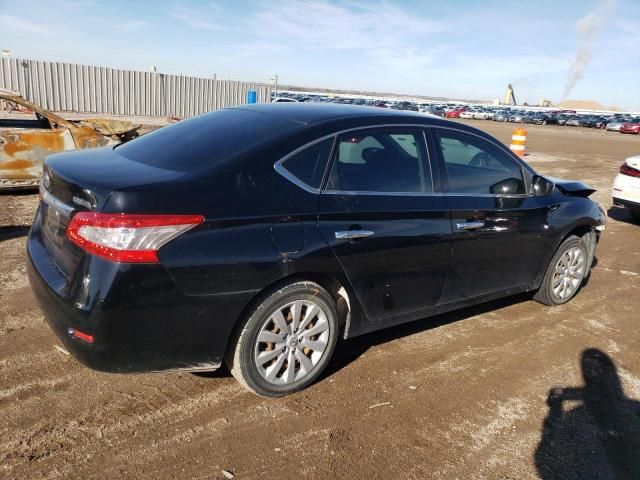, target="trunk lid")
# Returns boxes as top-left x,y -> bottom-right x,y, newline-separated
40,147 -> 187,276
